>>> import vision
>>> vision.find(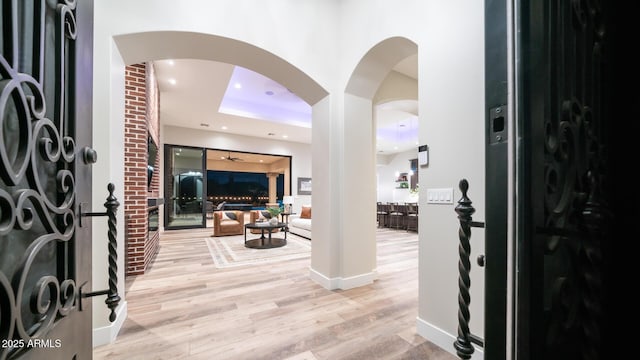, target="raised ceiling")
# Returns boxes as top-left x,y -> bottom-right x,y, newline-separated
154,55 -> 418,155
